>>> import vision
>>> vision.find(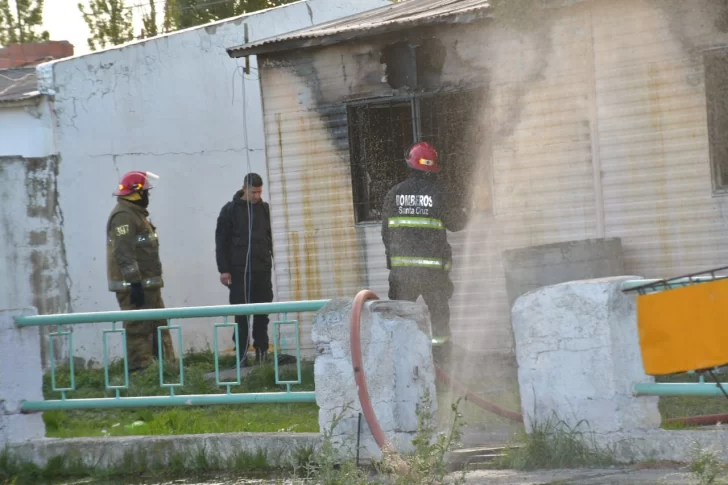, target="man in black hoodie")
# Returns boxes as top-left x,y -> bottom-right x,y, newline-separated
215,173 -> 274,365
